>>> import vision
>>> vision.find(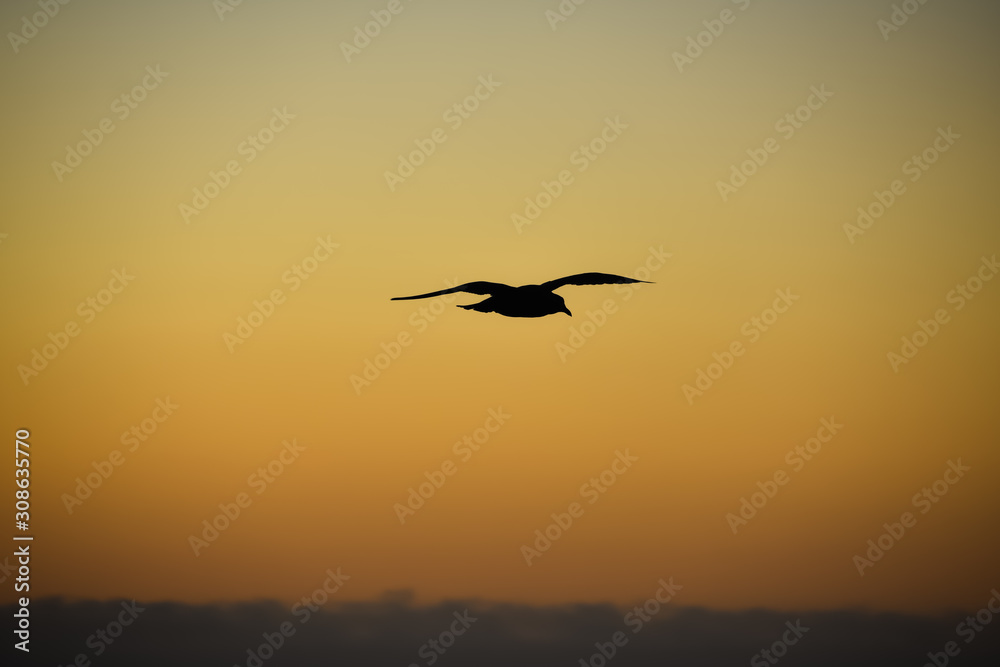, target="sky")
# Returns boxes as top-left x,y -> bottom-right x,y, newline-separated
1,0 -> 999,626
